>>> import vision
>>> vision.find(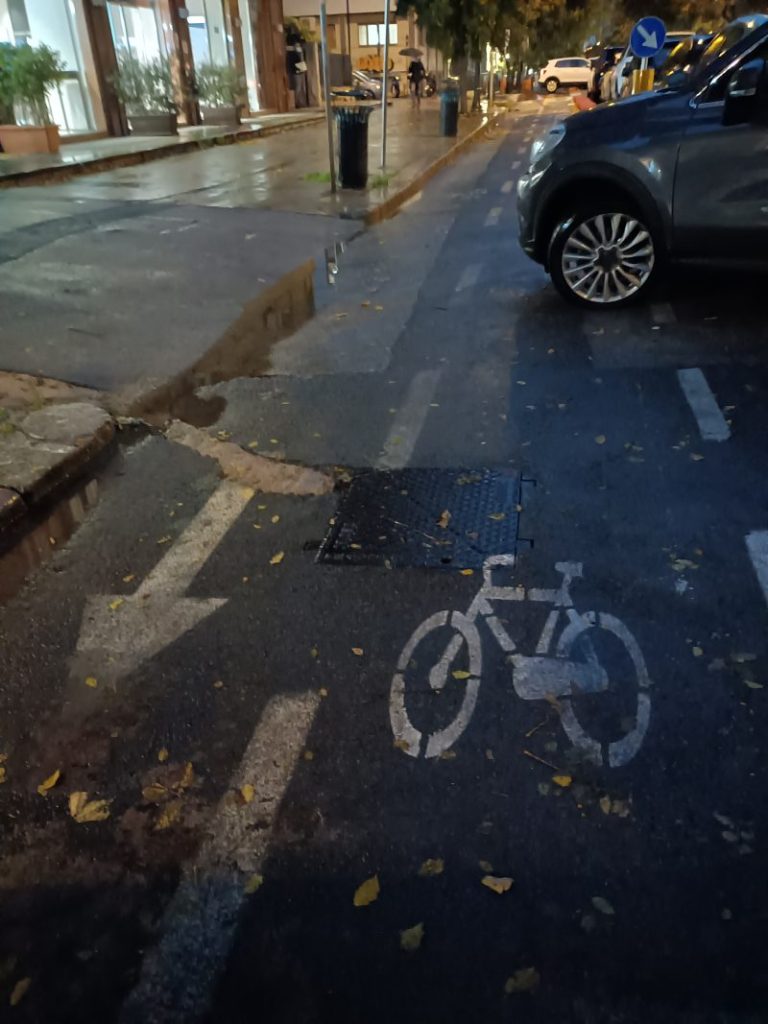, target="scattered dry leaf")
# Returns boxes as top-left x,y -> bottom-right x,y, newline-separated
244,873 -> 264,894
84,676 -> 98,689
154,799 -> 182,831
452,669 -> 471,680
481,875 -> 514,894
122,573 -> 135,583
690,453 -> 704,461
594,435 -> 606,445
213,680 -> 224,689
400,922 -> 424,951
108,598 -> 124,612
591,895 -> 615,916
488,512 -> 506,521
351,647 -> 364,657
319,687 -> 329,697
303,750 -> 315,761
353,875 -> 380,907
393,738 -> 410,751
37,769 -> 61,796
552,774 -> 572,788
271,515 -> 280,524
0,765 -> 6,784
460,569 -> 474,576
437,510 -> 451,529
478,859 -> 494,872
142,782 -> 168,803
240,783 -> 255,803
269,551 -> 285,566
745,680 -> 764,690
692,646 -> 703,658
9,977 -> 30,1007
68,792 -> 111,823
504,967 -> 540,994
419,858 -> 444,877
157,748 -> 169,763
